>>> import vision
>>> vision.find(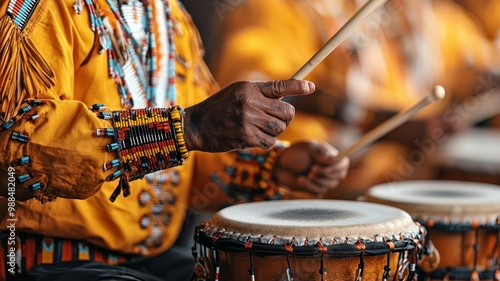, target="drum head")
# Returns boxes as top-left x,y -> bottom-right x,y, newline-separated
206,199 -> 419,246
439,128 -> 500,174
367,180 -> 500,224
